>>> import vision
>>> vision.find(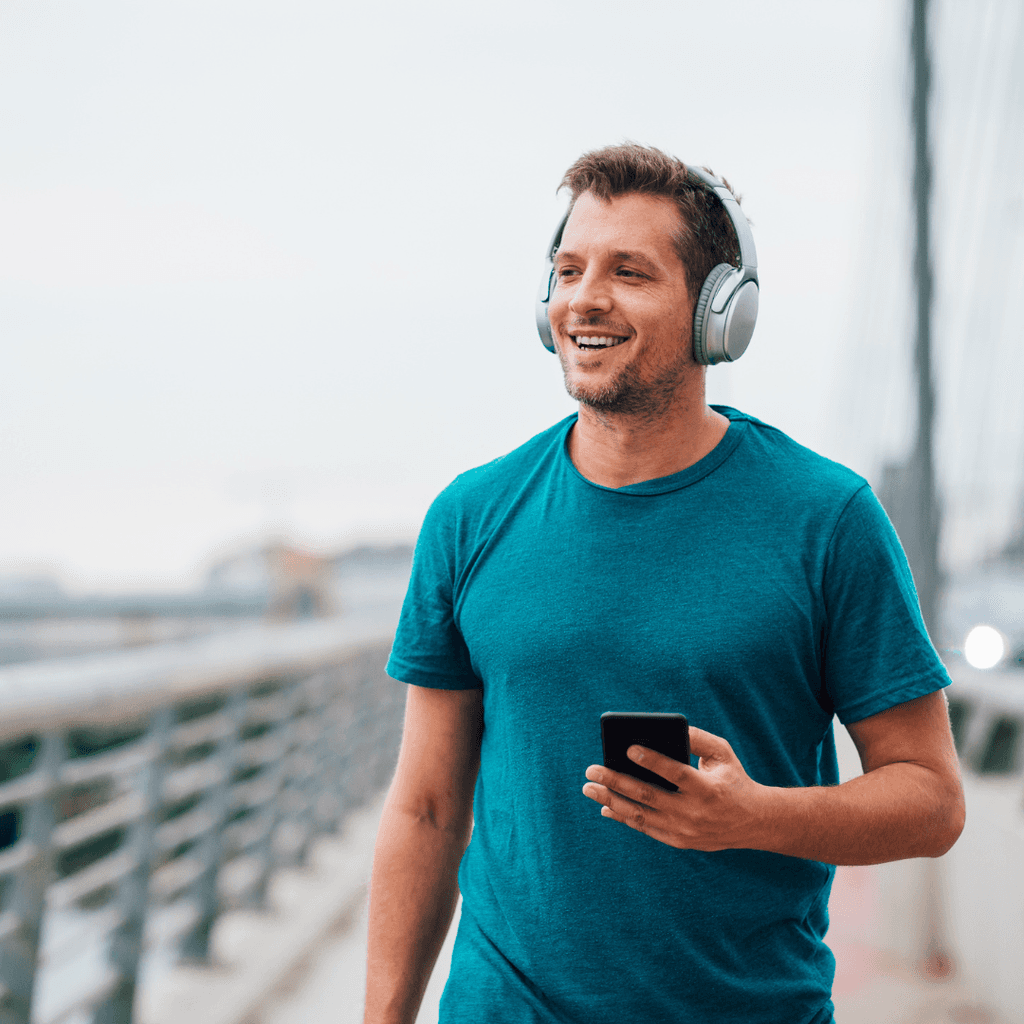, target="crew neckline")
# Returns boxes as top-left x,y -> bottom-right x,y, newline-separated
560,405 -> 749,495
